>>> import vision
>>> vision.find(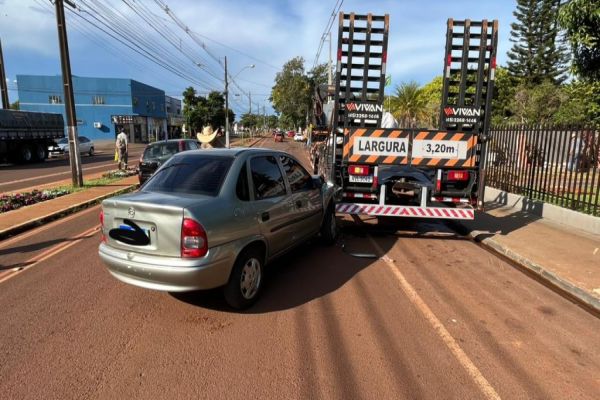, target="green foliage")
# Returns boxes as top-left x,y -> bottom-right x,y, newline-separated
389,81 -> 428,128
182,87 -> 234,133
507,0 -> 569,84
511,81 -> 565,124
420,76 -> 443,128
491,67 -> 520,125
10,100 -> 19,110
558,0 -> 600,81
270,57 -> 327,129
